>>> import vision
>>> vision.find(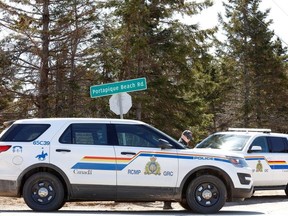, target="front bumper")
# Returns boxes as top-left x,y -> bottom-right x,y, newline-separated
229,186 -> 254,202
